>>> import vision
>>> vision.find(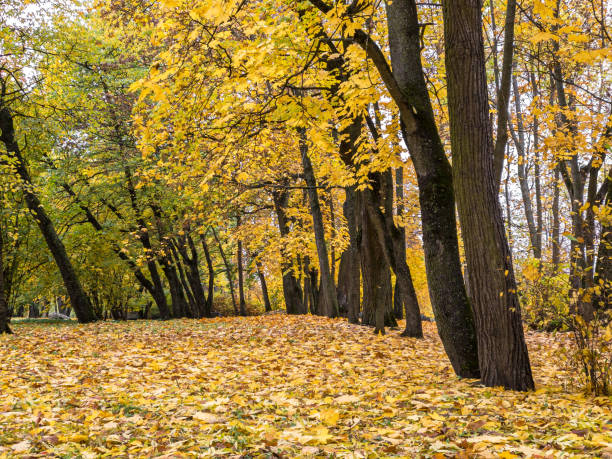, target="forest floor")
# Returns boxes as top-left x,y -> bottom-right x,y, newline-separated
1,315 -> 611,458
